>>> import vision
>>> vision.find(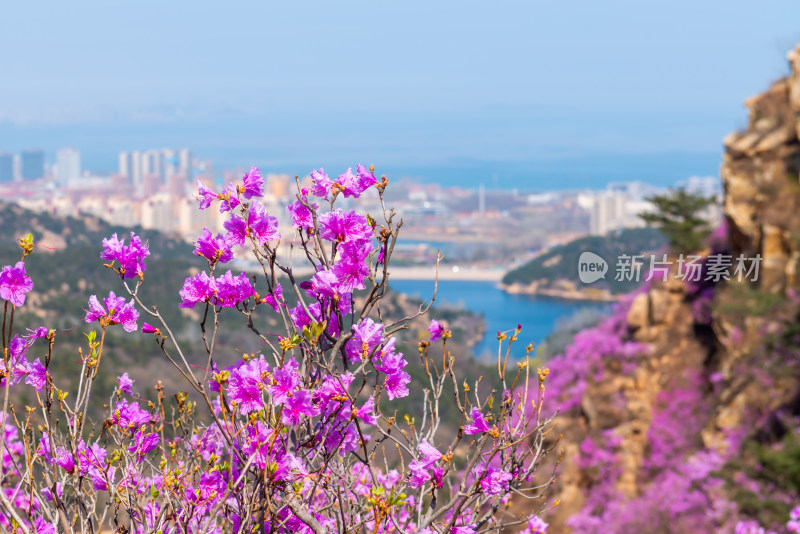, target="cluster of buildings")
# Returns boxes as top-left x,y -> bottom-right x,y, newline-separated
578,176 -> 722,236
0,147 -> 310,241
0,149 -> 46,183
0,147 -> 726,271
